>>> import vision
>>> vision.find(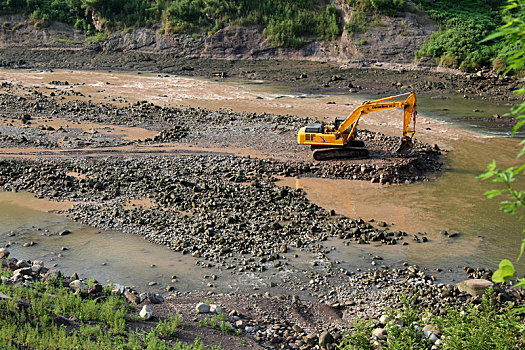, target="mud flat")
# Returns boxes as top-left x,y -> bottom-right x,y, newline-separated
0,48 -> 522,101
